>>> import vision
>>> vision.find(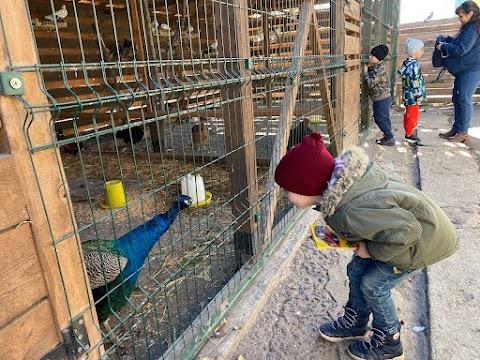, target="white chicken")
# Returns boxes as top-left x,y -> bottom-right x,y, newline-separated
45,5 -> 68,21
160,23 -> 172,31
150,19 -> 159,35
